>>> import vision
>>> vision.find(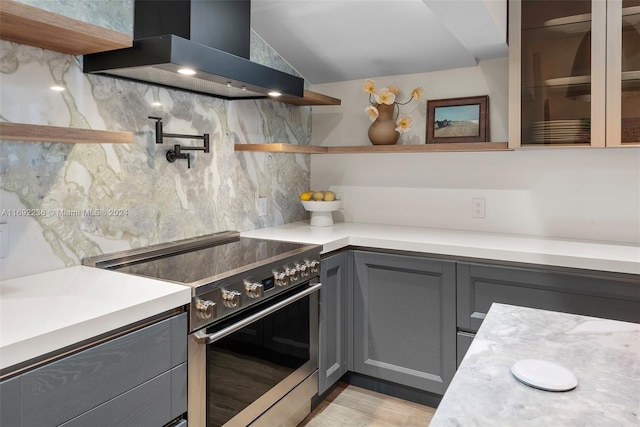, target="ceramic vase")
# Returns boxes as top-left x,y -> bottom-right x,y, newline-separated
368,103 -> 399,145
